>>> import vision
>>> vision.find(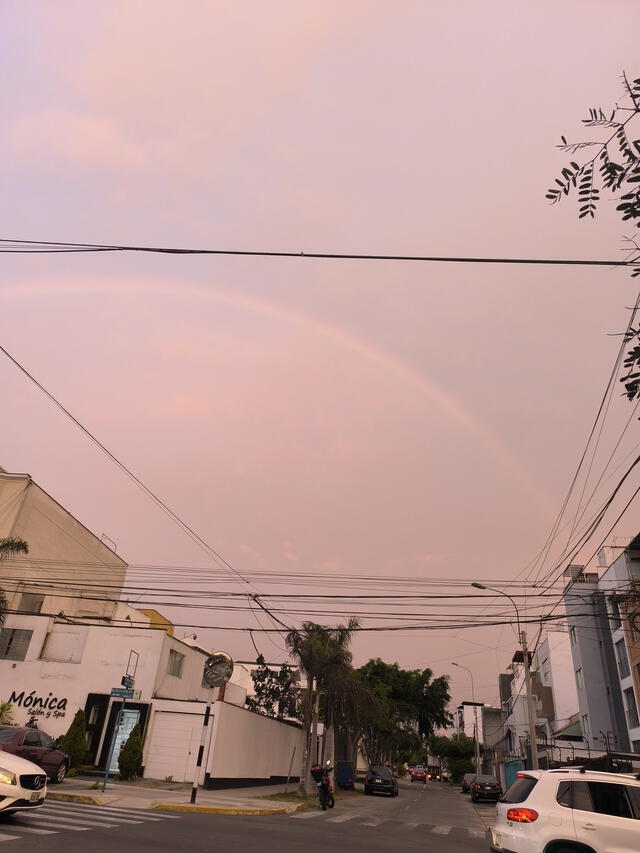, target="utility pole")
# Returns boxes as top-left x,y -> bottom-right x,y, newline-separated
472,583 -> 539,770
521,630 -> 539,771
